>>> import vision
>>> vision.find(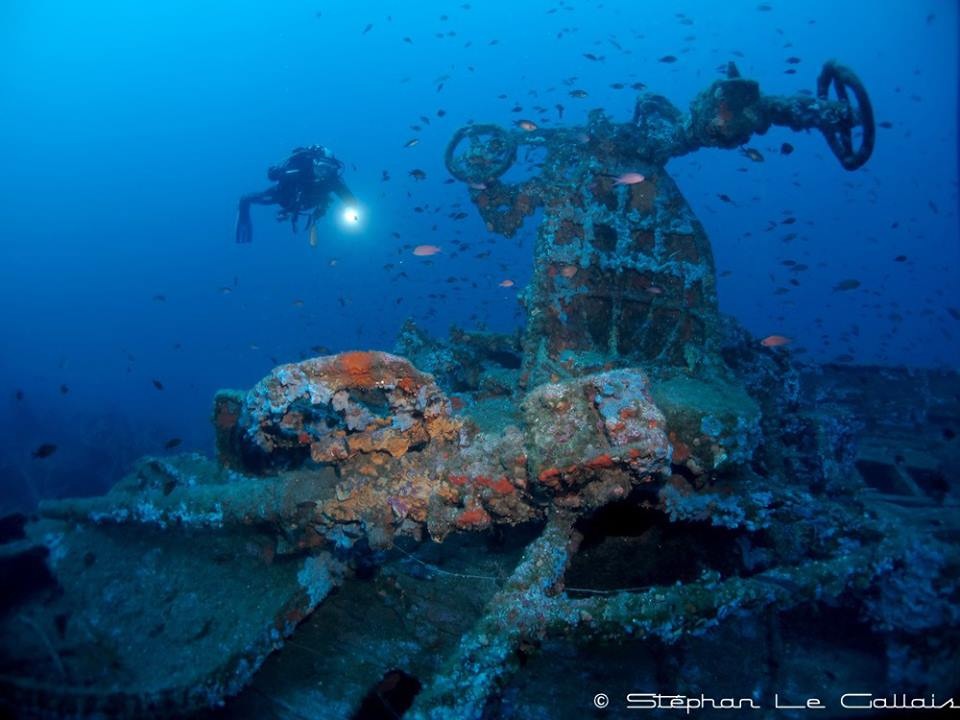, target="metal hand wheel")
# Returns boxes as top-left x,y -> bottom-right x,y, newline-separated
444,124 -> 517,185
817,61 -> 875,170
